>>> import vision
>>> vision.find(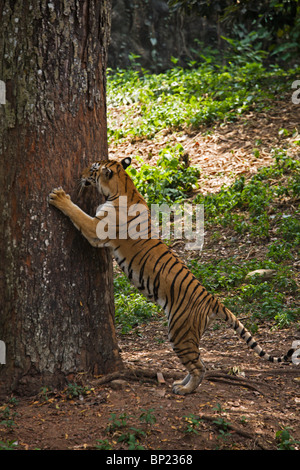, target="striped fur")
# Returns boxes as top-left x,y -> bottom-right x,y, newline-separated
49,158 -> 294,395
